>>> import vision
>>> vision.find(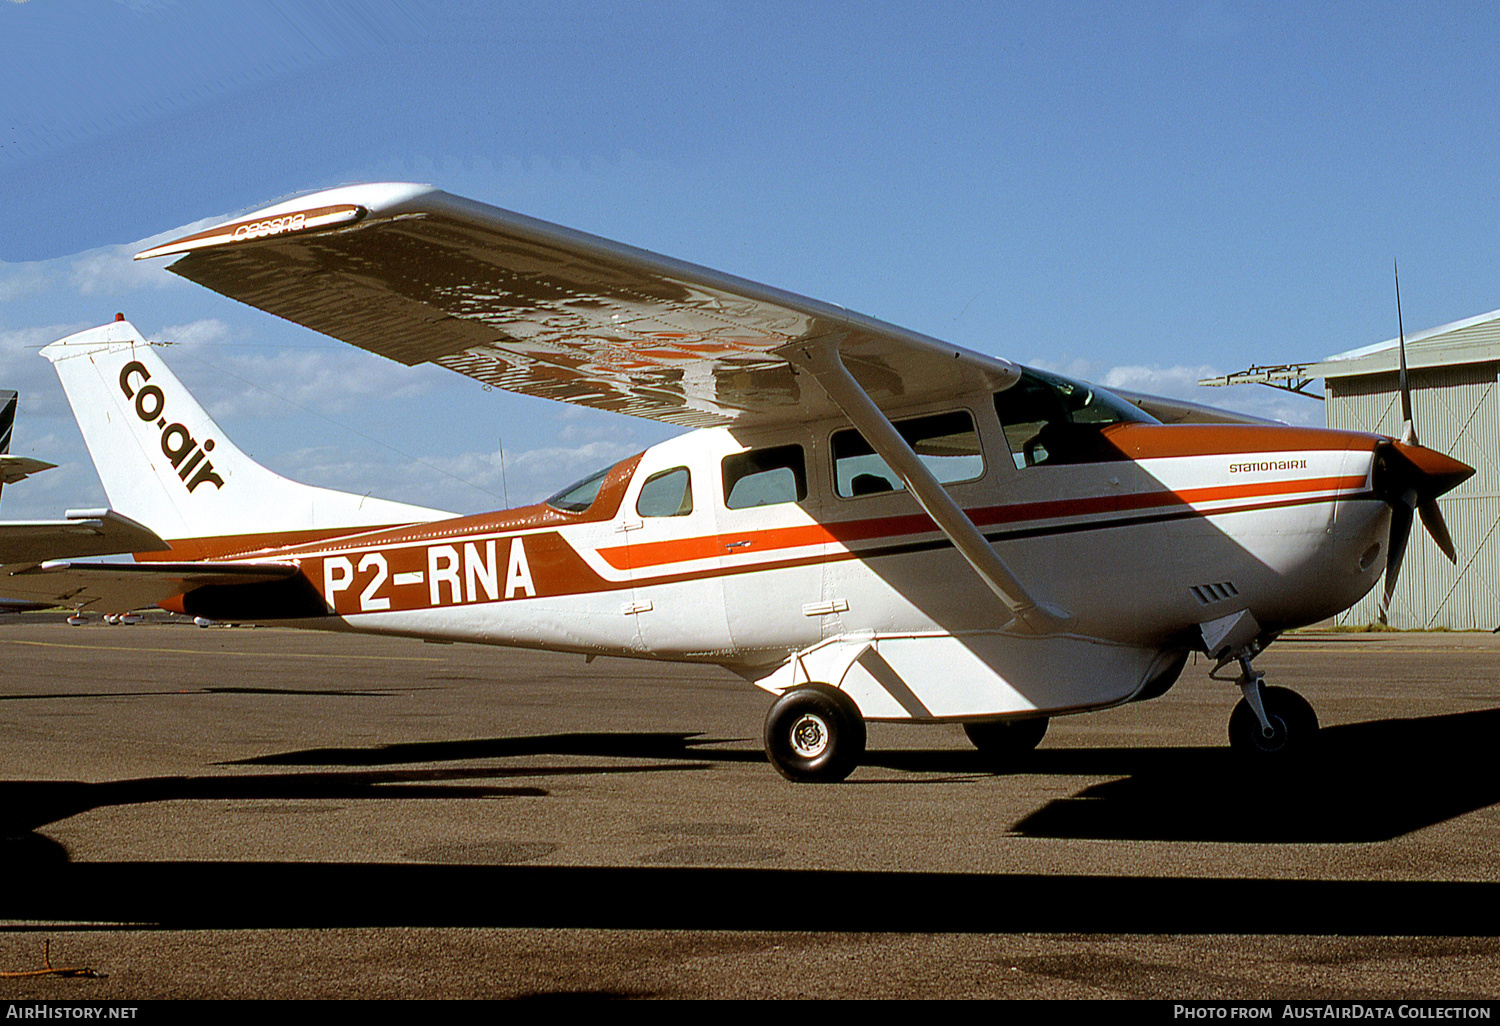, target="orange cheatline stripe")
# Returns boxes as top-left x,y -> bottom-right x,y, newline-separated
598,474 -> 1369,571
